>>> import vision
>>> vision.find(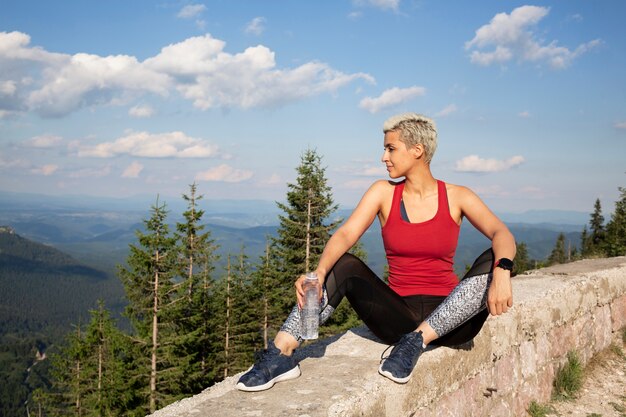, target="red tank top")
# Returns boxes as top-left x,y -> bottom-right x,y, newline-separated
381,180 -> 460,296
